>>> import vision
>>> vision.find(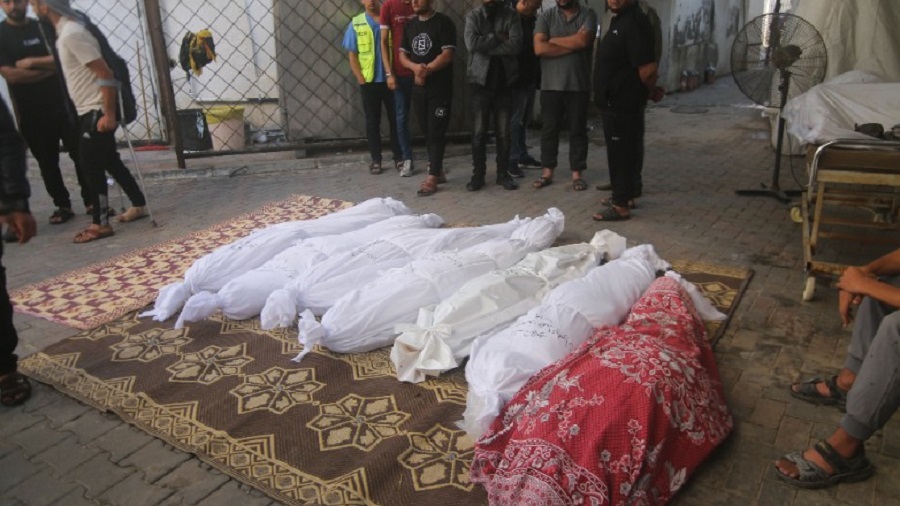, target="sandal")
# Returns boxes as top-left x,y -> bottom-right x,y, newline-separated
533,176 -> 553,189
790,375 -> 847,410
417,179 -> 438,197
436,171 -> 448,184
572,178 -> 588,191
369,162 -> 383,175
0,372 -> 32,407
775,441 -> 875,489
49,208 -> 75,225
600,197 -> 637,209
73,225 -> 114,243
592,206 -> 630,222
116,206 -> 147,223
